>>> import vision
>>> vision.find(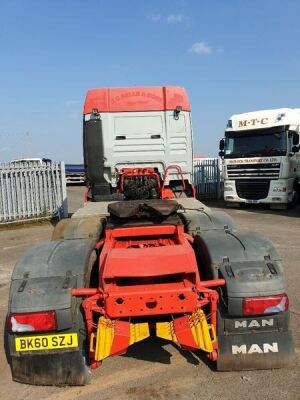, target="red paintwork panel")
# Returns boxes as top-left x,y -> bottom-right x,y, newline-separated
102,225 -> 197,280
103,245 -> 197,279
98,224 -> 201,318
105,285 -> 198,318
109,225 -> 180,238
110,320 -> 130,356
173,315 -> 198,350
84,86 -> 191,114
